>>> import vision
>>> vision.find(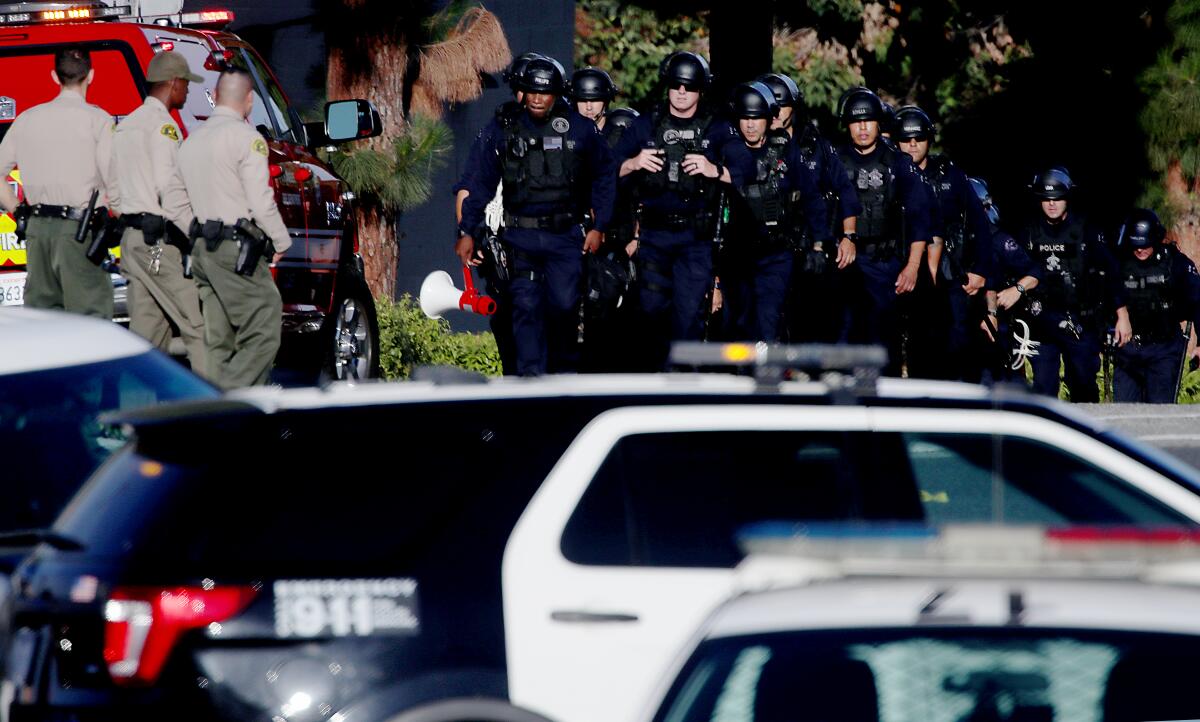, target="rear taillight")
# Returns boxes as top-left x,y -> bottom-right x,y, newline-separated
103,585 -> 257,686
